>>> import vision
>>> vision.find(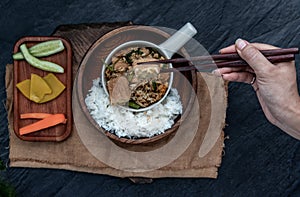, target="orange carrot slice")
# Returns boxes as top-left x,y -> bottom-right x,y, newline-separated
19,114 -> 67,135
20,113 -> 53,119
